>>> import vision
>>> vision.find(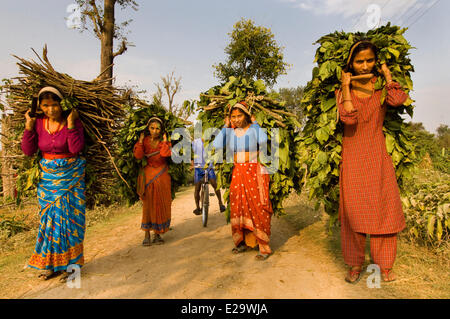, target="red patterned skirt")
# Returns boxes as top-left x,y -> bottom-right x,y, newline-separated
230,162 -> 273,254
